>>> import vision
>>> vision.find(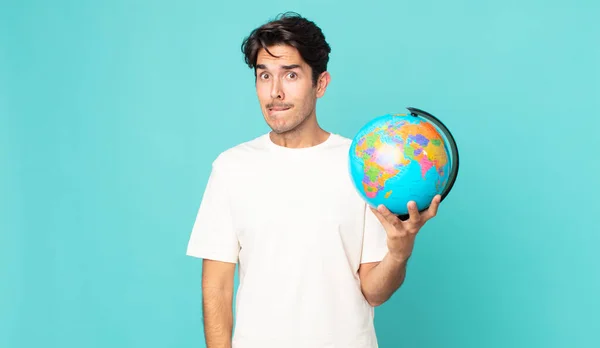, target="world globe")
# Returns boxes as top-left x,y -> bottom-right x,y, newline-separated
348,107 -> 459,218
